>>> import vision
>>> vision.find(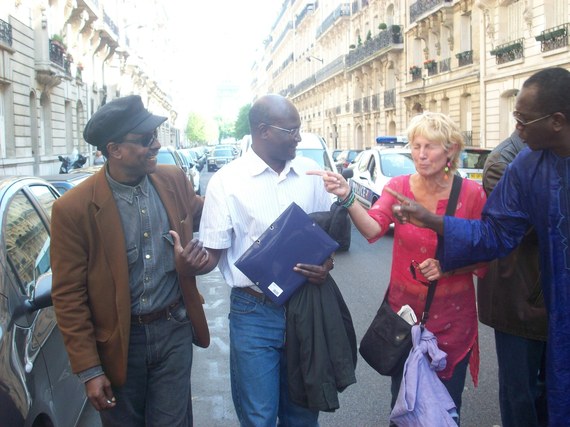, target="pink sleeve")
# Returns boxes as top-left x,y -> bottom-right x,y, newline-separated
366,176 -> 407,243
